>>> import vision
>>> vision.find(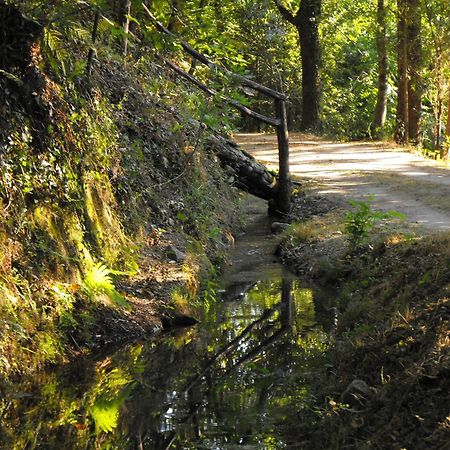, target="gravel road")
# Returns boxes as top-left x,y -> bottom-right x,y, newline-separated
235,133 -> 450,231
